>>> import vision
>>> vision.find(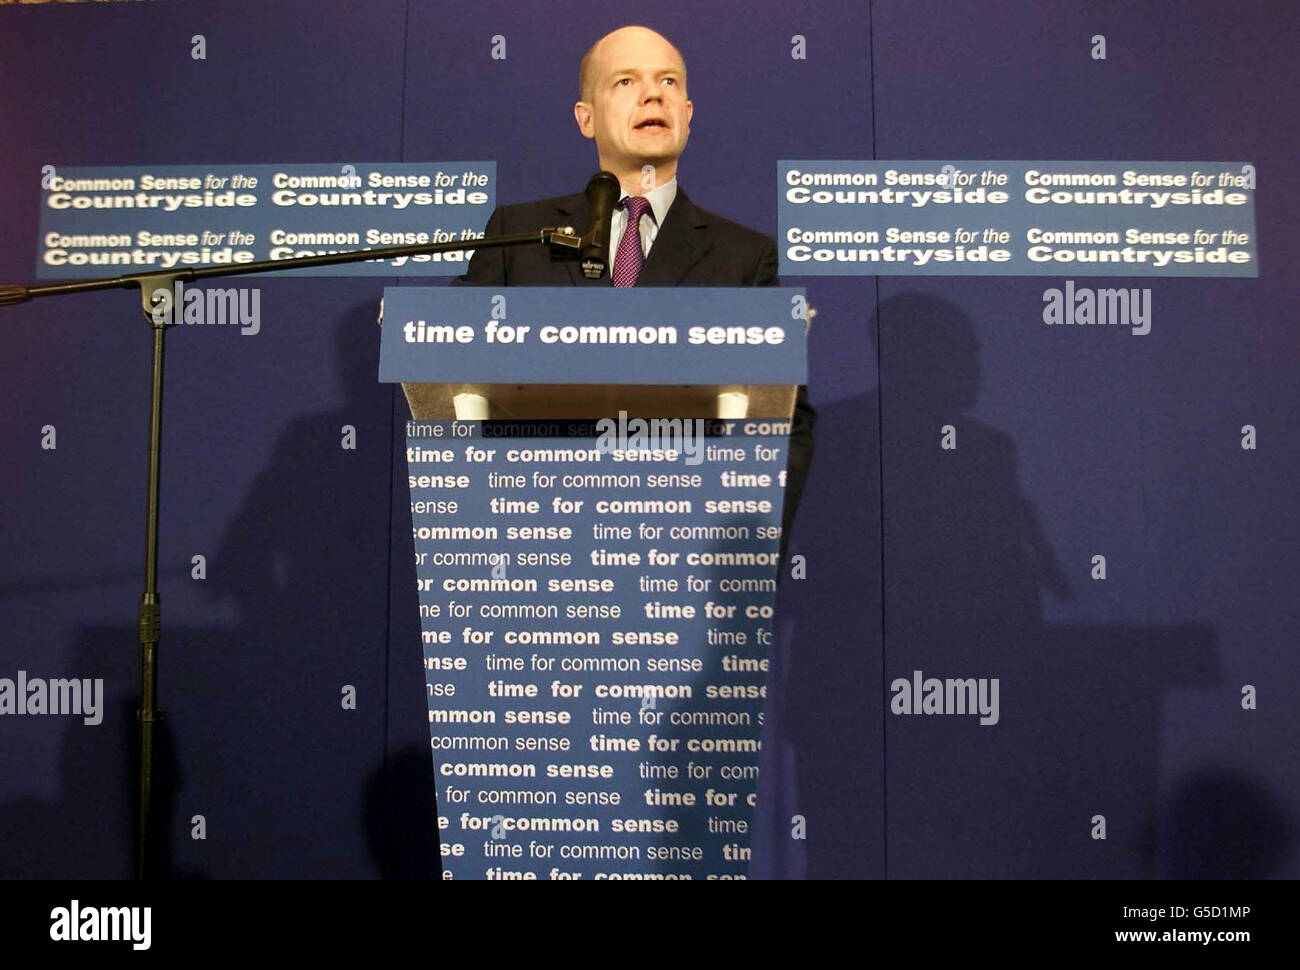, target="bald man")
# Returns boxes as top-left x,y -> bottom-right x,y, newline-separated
453,25 -> 815,558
